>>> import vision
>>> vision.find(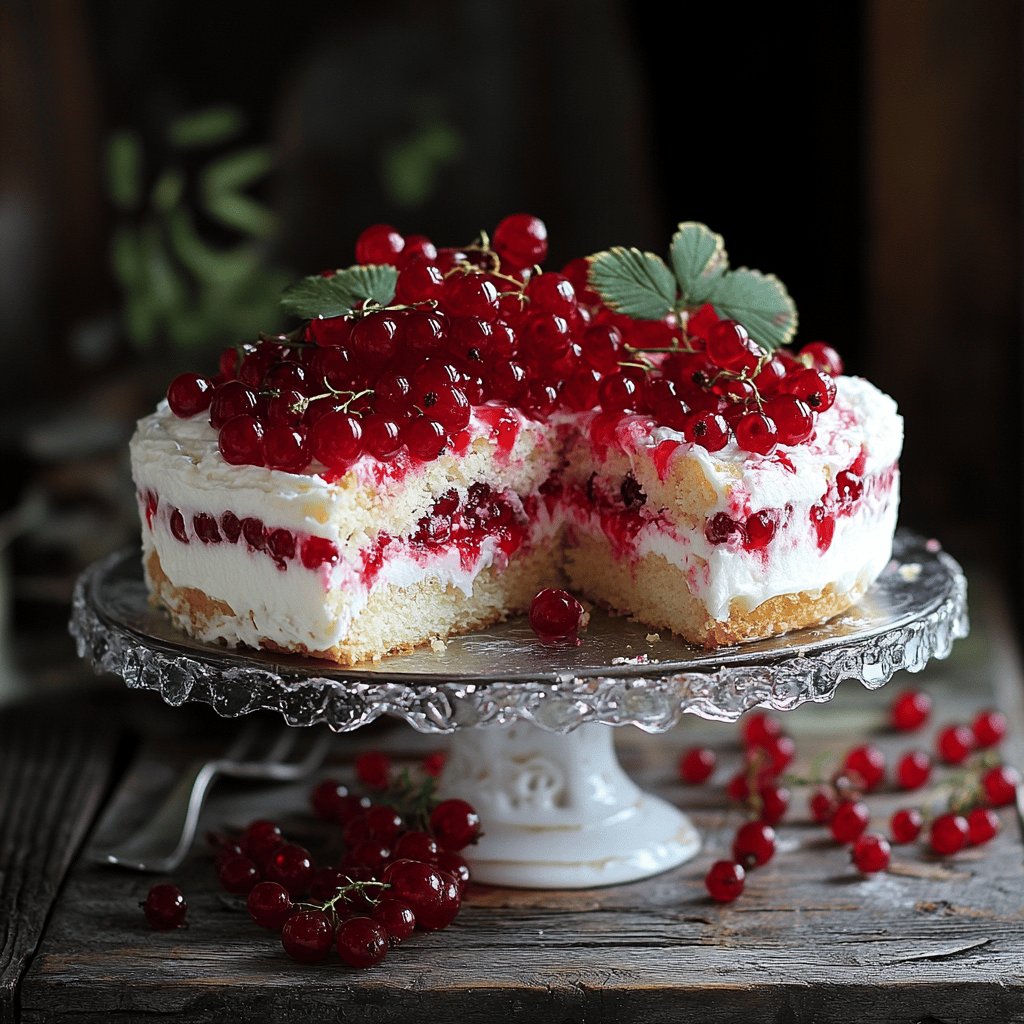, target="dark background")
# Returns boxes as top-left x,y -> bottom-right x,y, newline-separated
0,0 -> 1019,663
